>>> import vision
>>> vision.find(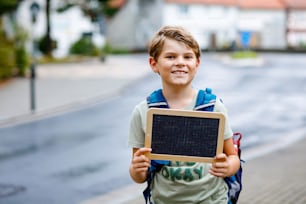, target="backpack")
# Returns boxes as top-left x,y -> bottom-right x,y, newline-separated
144,88 -> 243,204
